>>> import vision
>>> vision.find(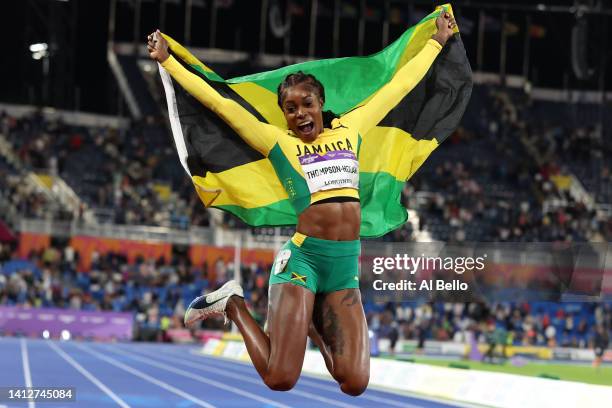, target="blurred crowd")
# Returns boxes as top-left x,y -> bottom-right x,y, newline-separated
0,169 -> 63,221
393,87 -> 612,243
0,241 -> 269,341
0,111 -> 210,229
369,301 -> 611,351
